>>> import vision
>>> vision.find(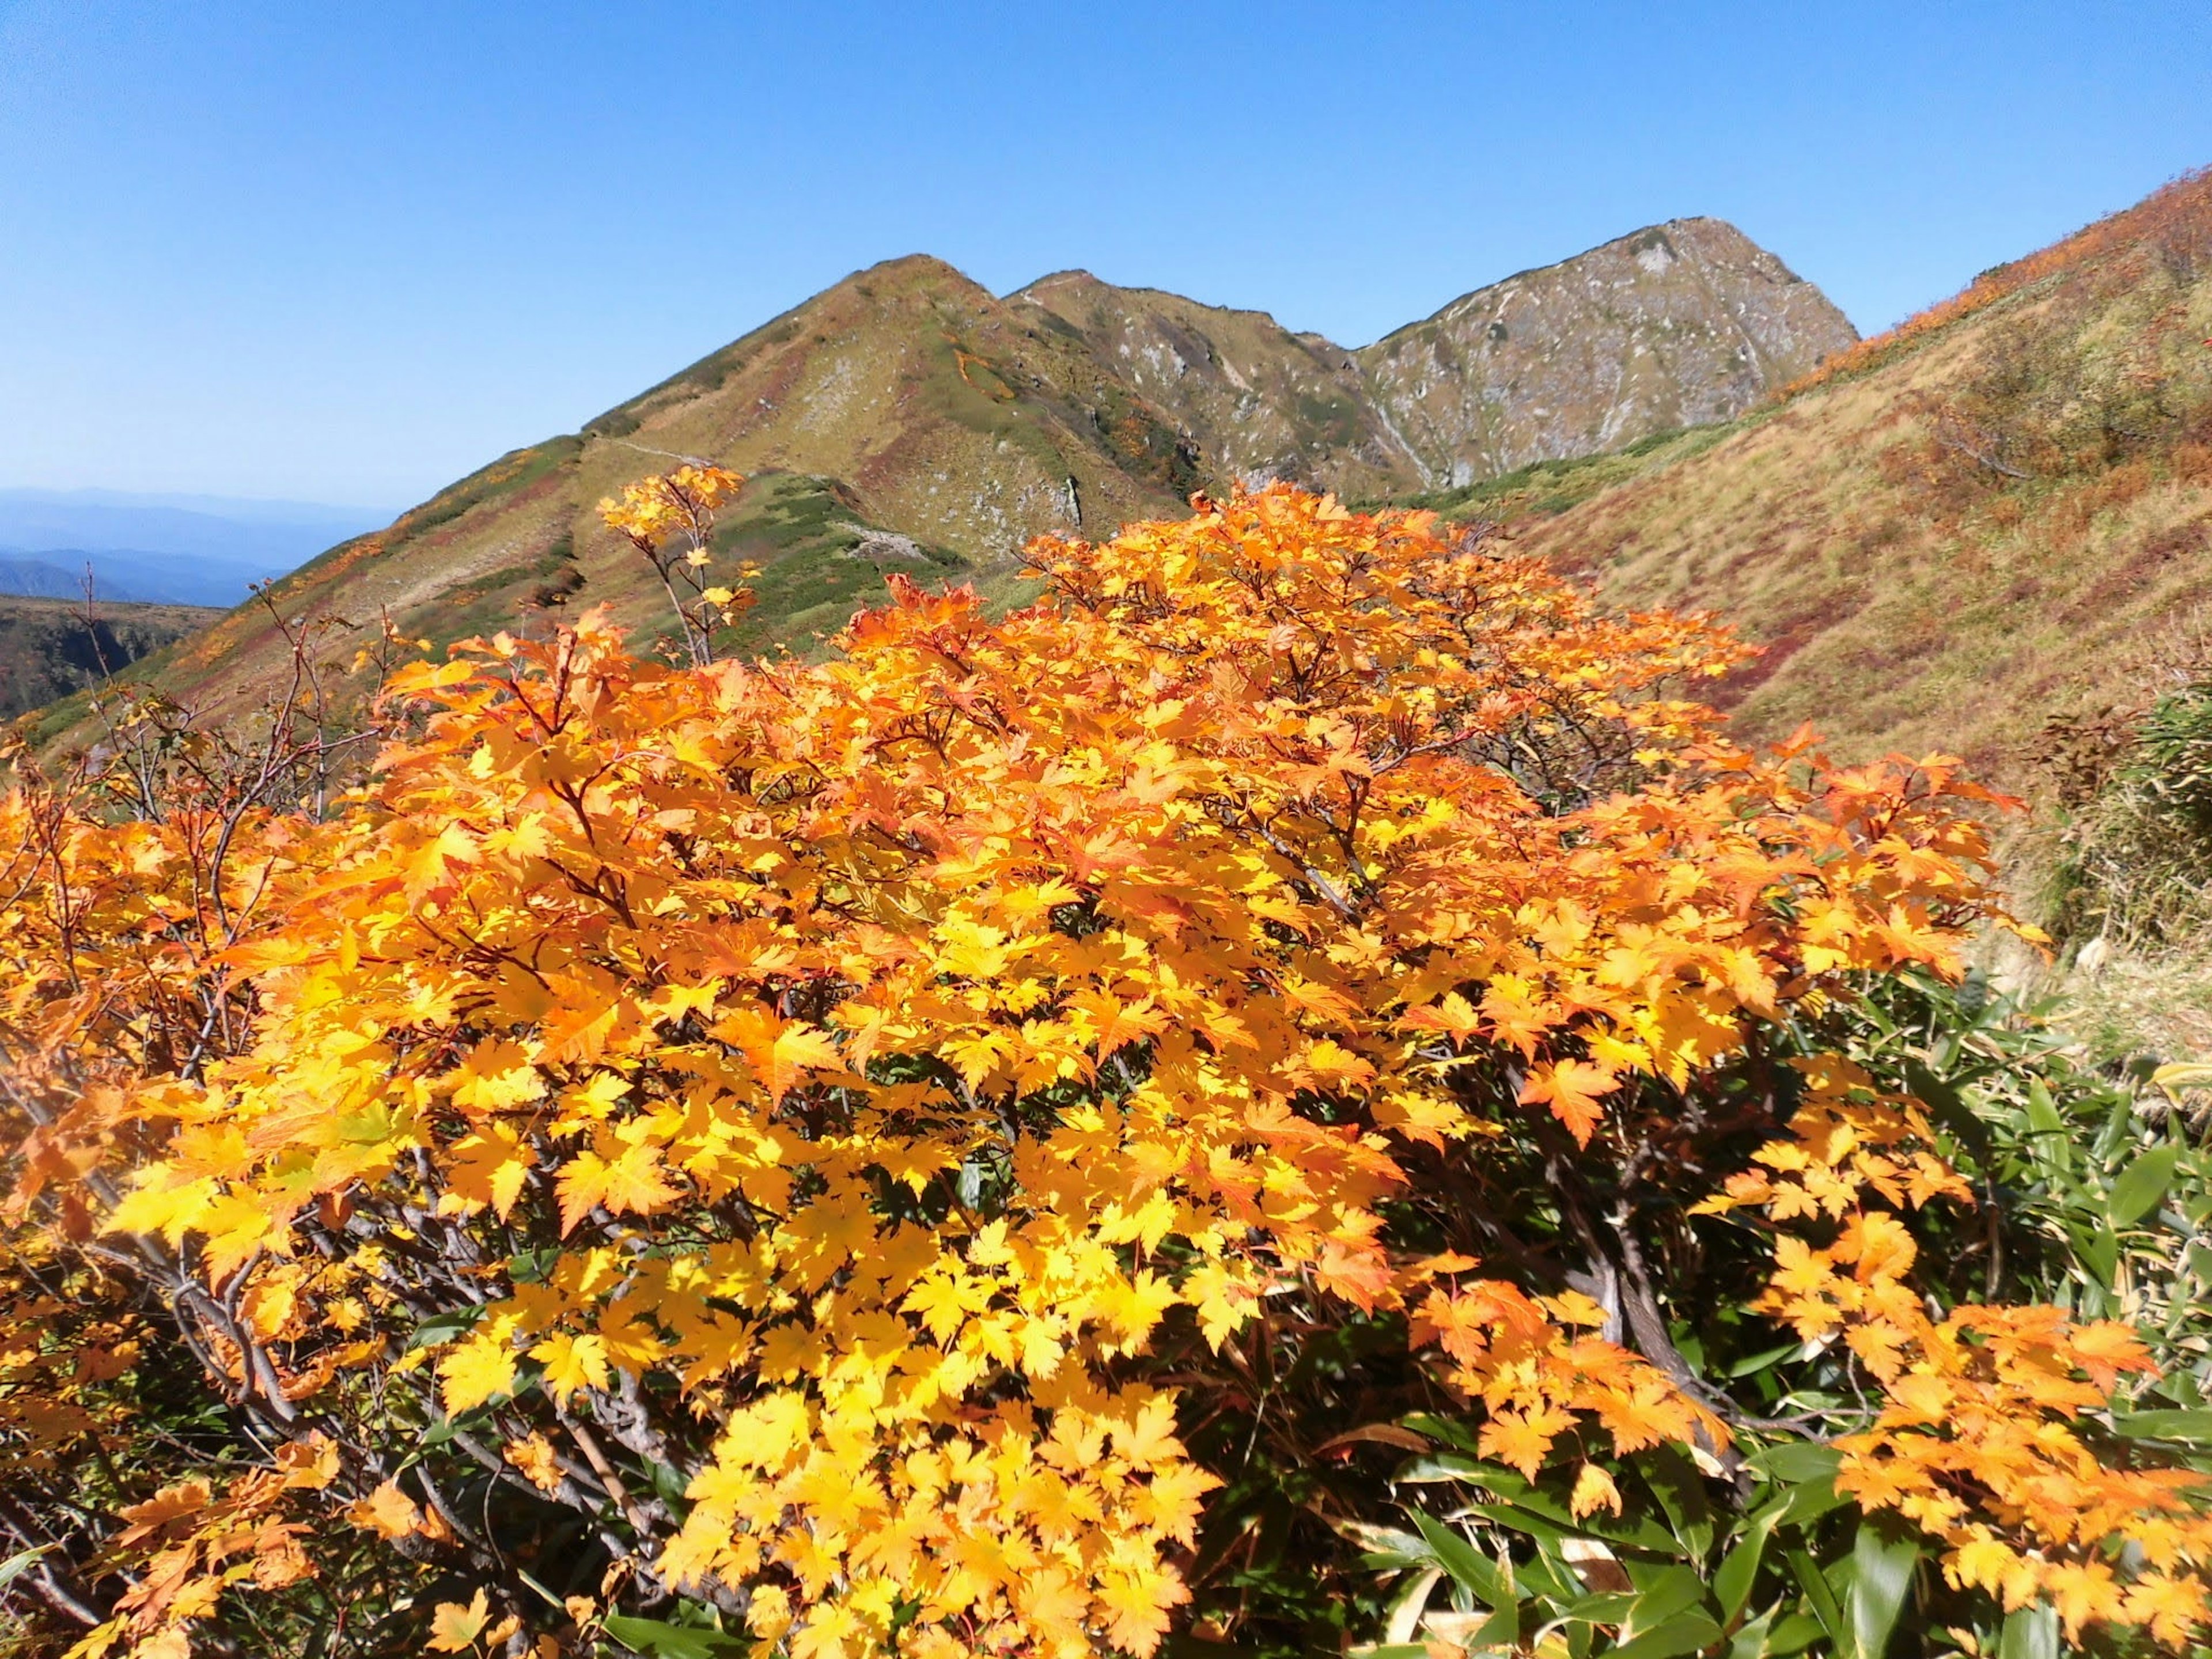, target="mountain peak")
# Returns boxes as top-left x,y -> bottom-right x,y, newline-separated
838,252 -> 986,294
1357,218 -> 1857,484
1013,268 -> 1107,298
